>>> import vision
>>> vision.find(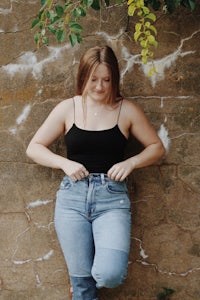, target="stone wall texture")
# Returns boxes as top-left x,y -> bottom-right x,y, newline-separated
0,1 -> 200,299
